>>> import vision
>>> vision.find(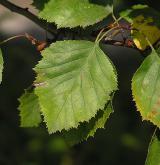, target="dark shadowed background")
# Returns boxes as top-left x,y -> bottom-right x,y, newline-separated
0,0 -> 160,165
